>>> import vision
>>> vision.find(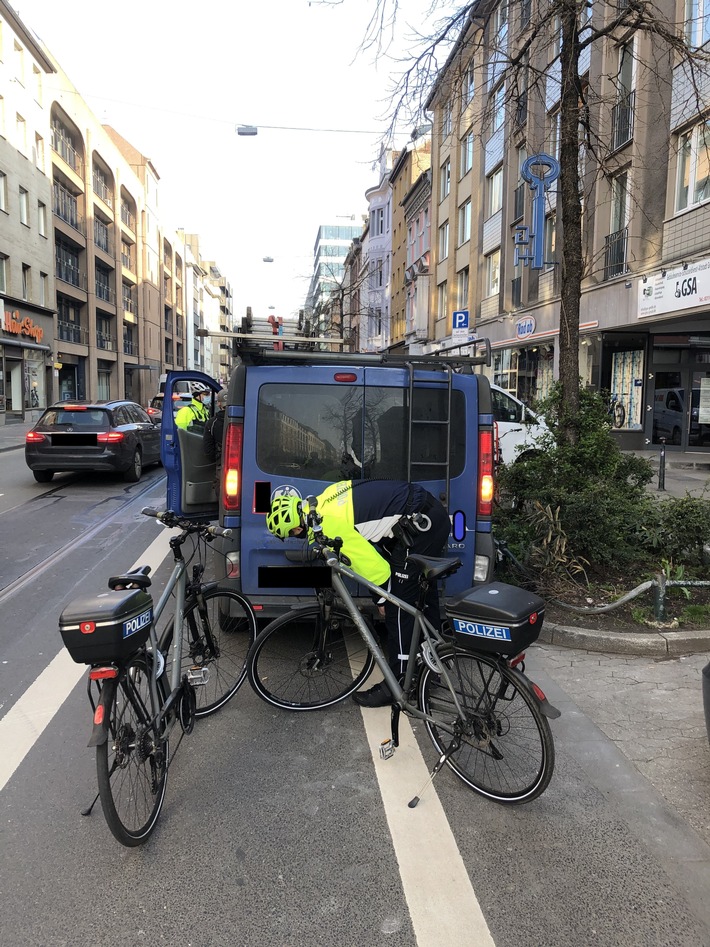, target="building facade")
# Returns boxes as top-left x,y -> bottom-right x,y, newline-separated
422,0 -> 710,454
